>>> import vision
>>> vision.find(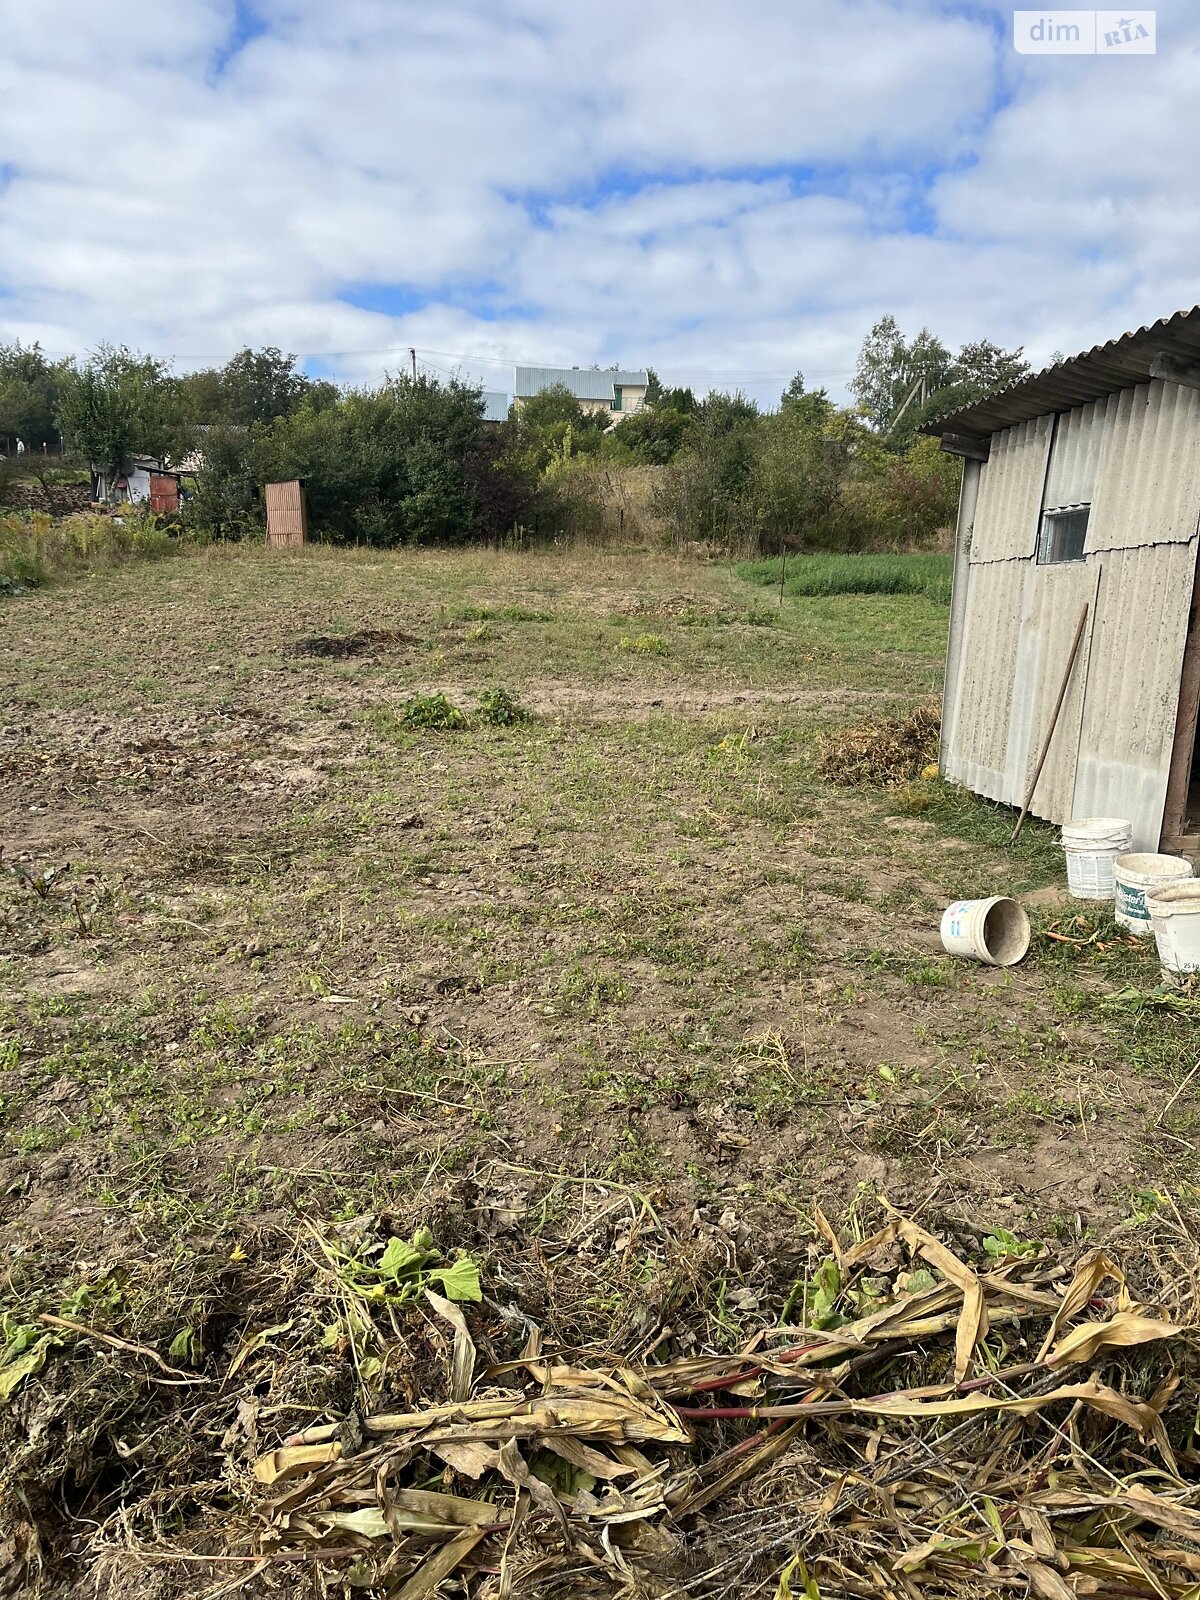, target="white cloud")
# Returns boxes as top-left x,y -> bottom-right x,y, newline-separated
0,0 -> 1197,405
